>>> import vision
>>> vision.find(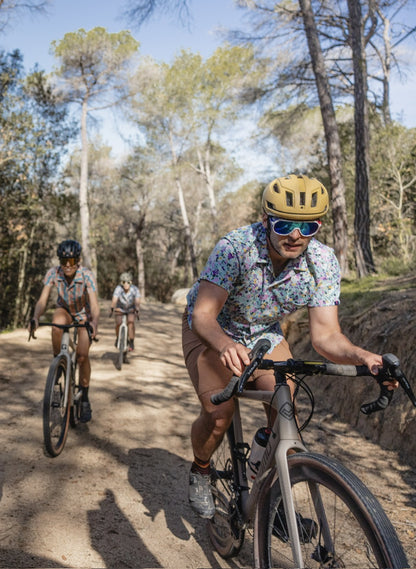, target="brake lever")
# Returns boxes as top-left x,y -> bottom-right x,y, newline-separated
237,339 -> 271,393
383,353 -> 416,407
361,353 -> 416,415
86,322 -> 99,343
28,319 -> 37,342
